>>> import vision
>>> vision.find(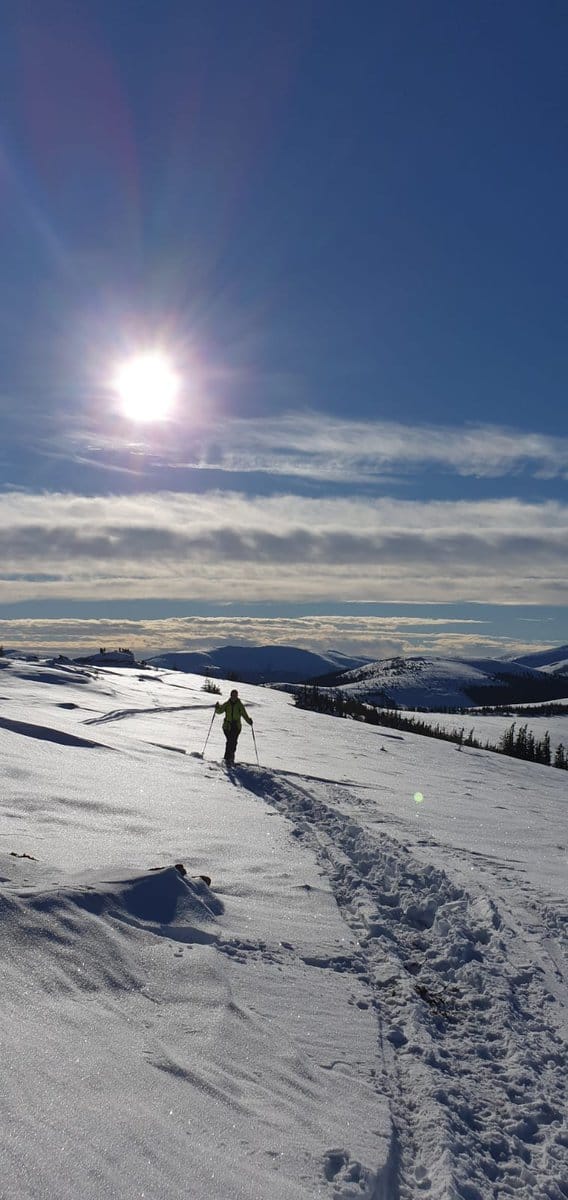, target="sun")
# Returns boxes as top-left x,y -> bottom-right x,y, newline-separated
113,352 -> 179,422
